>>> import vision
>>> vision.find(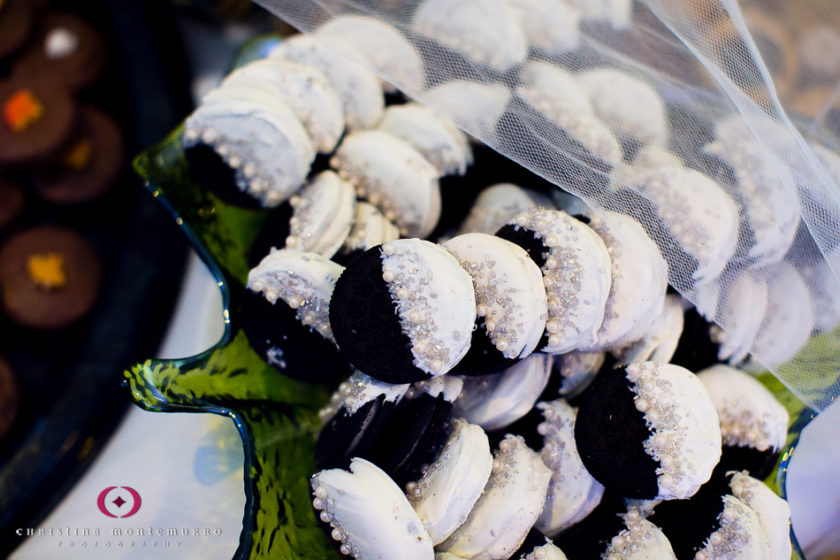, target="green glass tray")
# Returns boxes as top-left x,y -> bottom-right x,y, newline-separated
124,33 -> 816,560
